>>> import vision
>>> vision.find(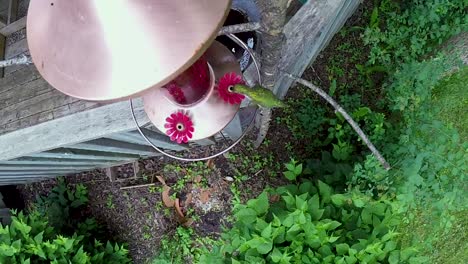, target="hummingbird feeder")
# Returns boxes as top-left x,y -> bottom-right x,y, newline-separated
26,0 -> 260,161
